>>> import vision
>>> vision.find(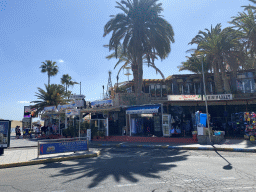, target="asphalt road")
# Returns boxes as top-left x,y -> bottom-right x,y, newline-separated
0,148 -> 256,192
